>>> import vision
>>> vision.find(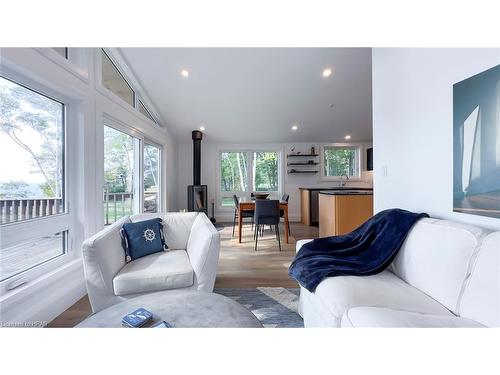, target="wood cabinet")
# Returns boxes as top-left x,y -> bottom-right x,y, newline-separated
300,189 -> 311,226
319,193 -> 373,237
